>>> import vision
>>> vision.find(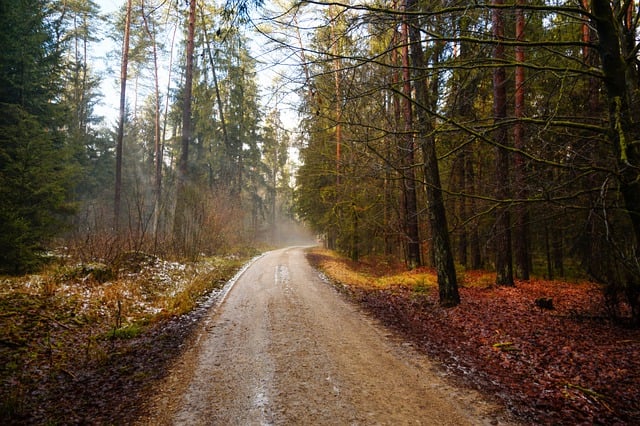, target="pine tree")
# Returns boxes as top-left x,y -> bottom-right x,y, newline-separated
0,0 -> 76,272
